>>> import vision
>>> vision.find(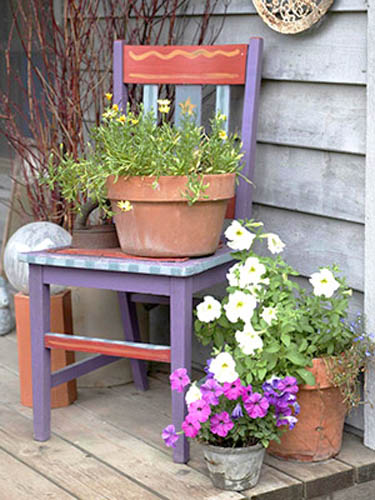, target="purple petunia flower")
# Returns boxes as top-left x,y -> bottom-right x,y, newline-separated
264,390 -> 278,406
210,411 -> 234,437
276,405 -> 292,418
204,358 -> 215,379
162,424 -> 179,448
231,403 -> 244,419
262,377 -> 280,393
188,399 -> 211,423
244,392 -> 269,419
170,368 -> 190,393
200,378 -> 224,405
223,378 -> 243,400
182,414 -> 201,438
287,416 -> 298,429
293,402 -> 301,416
276,415 -> 298,429
277,376 -> 298,394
